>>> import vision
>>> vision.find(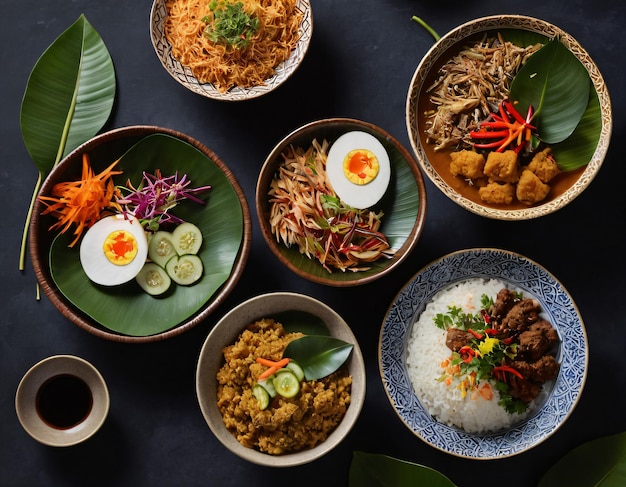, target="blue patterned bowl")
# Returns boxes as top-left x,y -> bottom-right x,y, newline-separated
379,248 -> 587,459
